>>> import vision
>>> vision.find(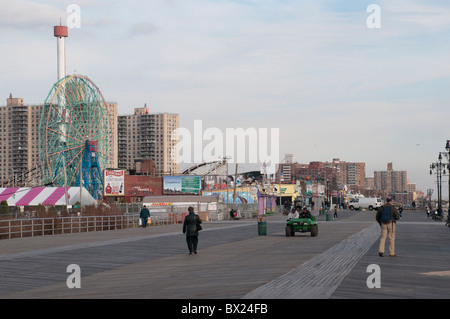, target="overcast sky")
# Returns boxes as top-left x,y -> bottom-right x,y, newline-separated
1,0 -> 450,196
